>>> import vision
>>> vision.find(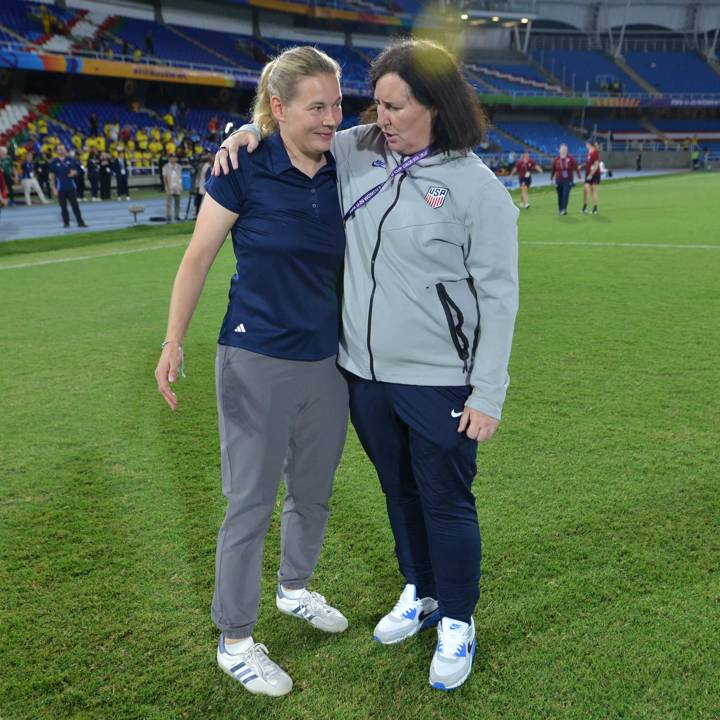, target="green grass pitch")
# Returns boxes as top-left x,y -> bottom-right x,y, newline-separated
1,173 -> 718,720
